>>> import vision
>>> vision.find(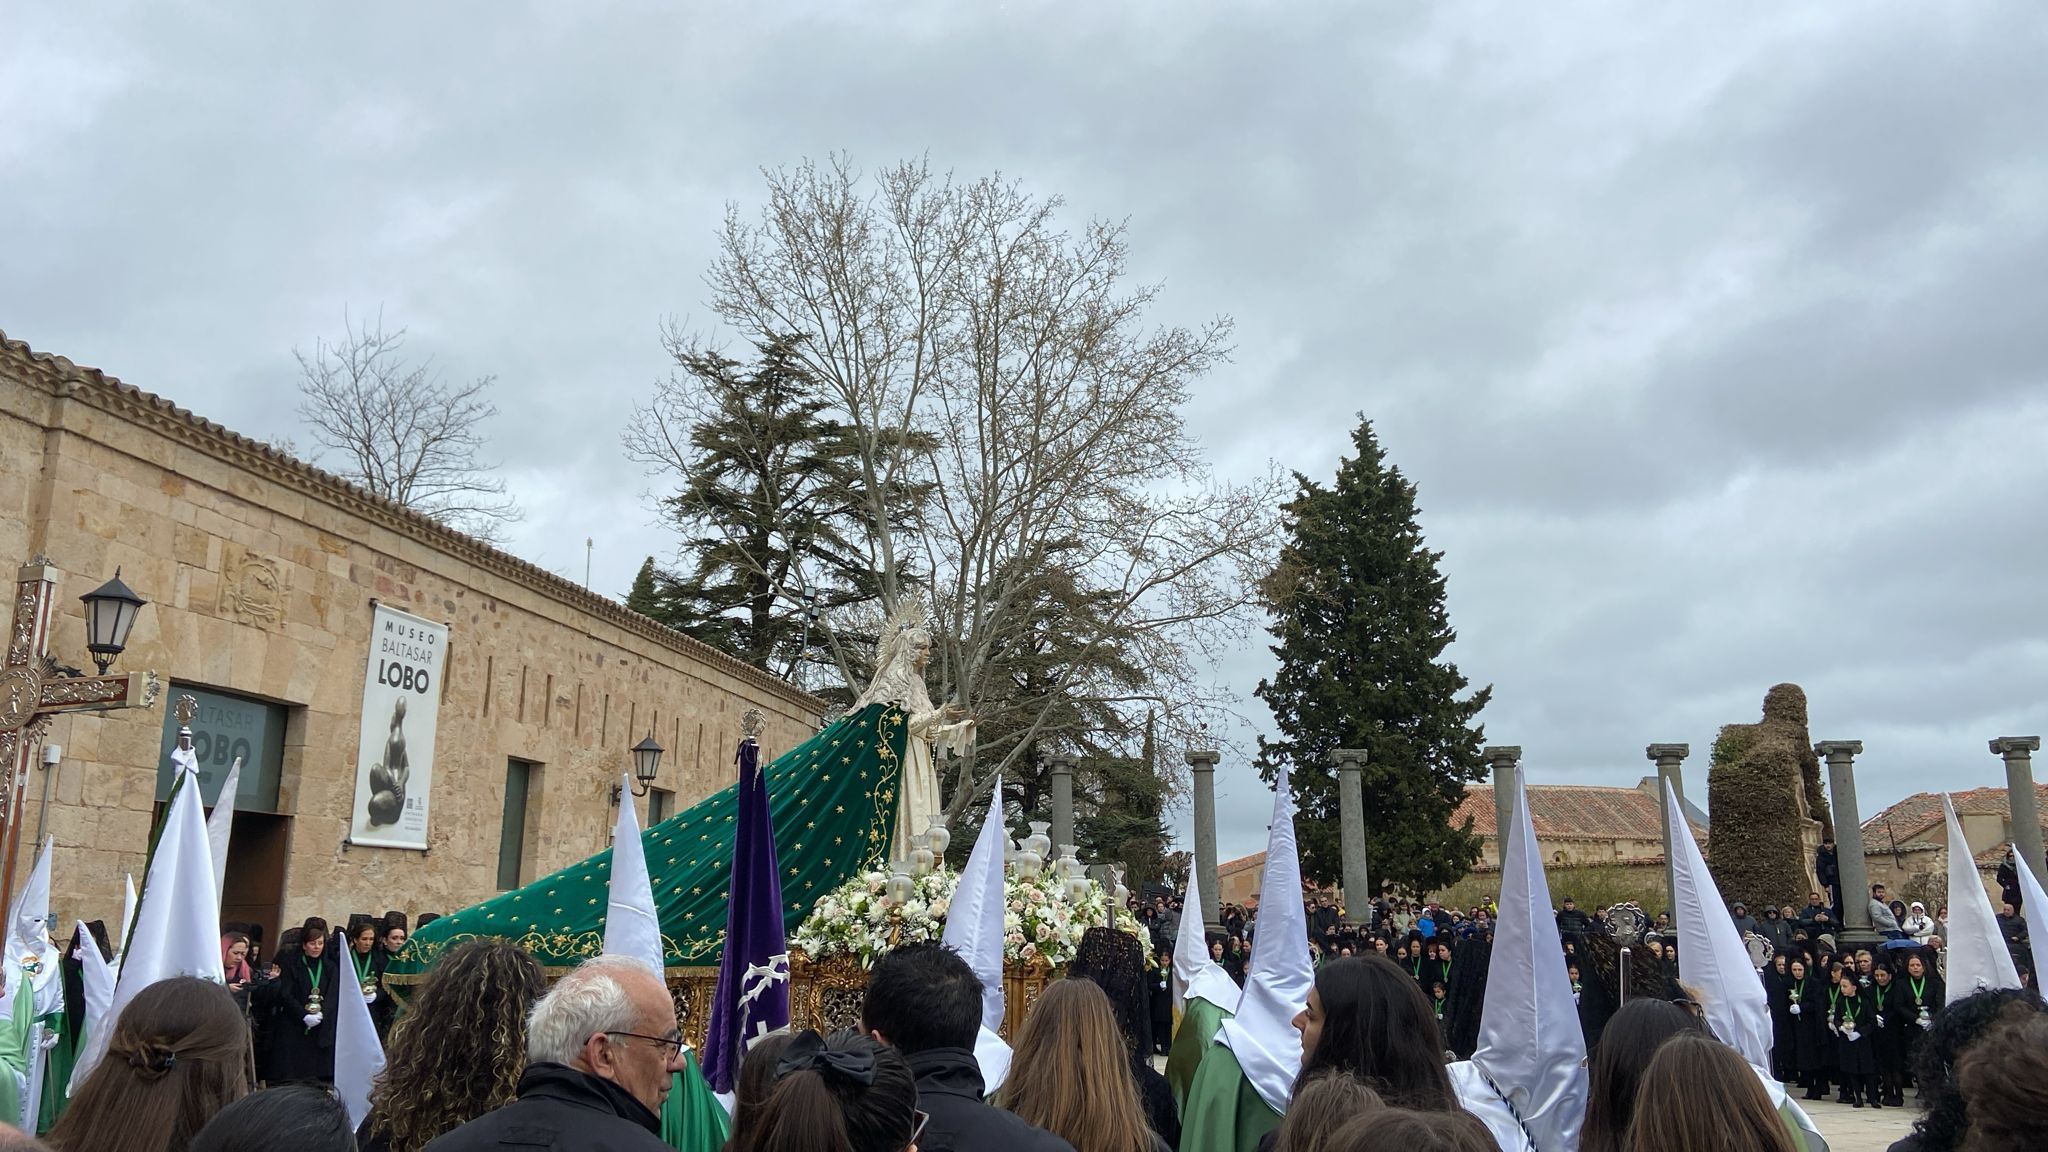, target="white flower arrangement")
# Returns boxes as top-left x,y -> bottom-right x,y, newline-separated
791,865 -> 1145,969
